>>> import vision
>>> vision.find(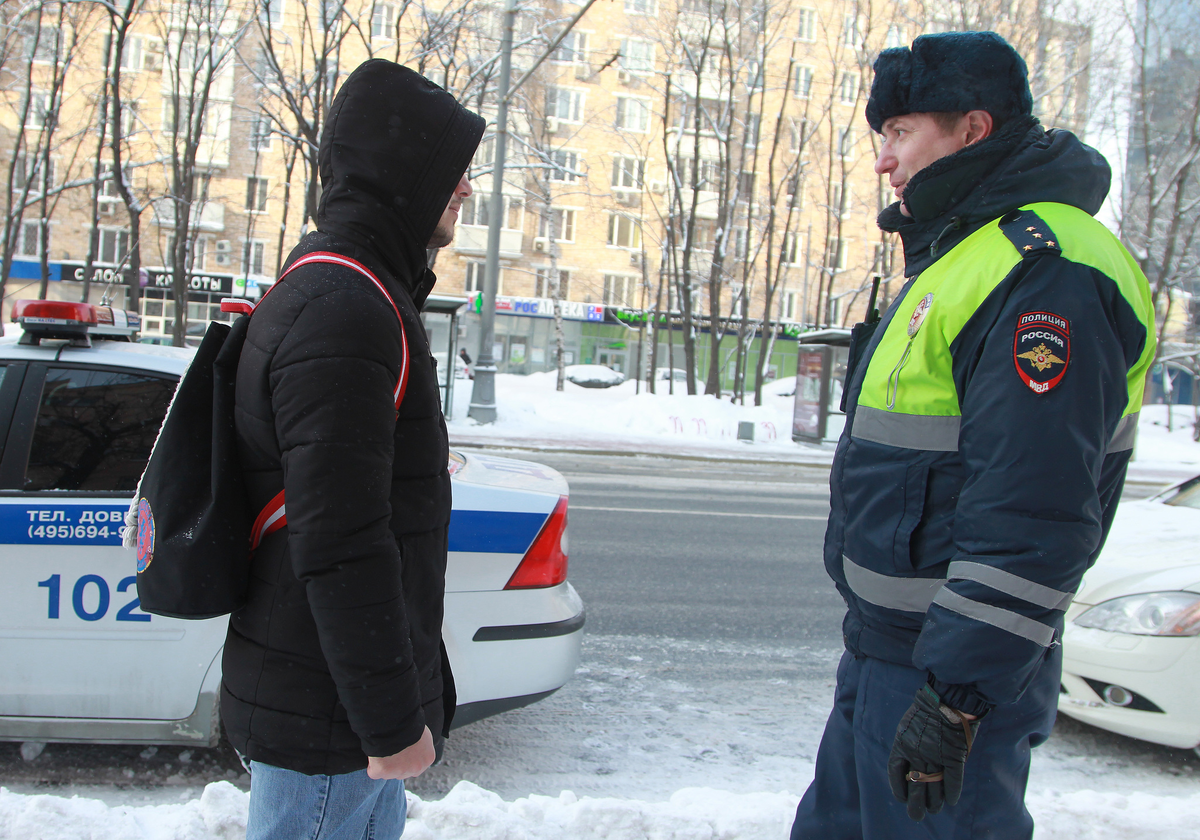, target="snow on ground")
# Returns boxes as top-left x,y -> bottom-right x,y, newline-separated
4,780 -> 1200,840
448,373 -> 1198,485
